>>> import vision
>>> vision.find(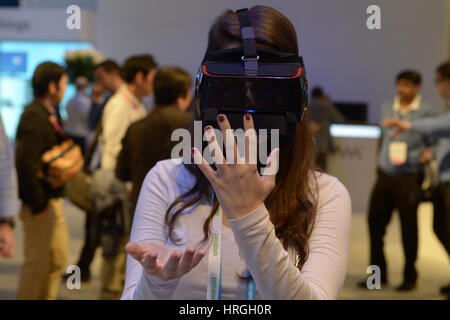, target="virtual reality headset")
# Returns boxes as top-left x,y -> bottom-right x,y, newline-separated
195,8 -> 308,149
